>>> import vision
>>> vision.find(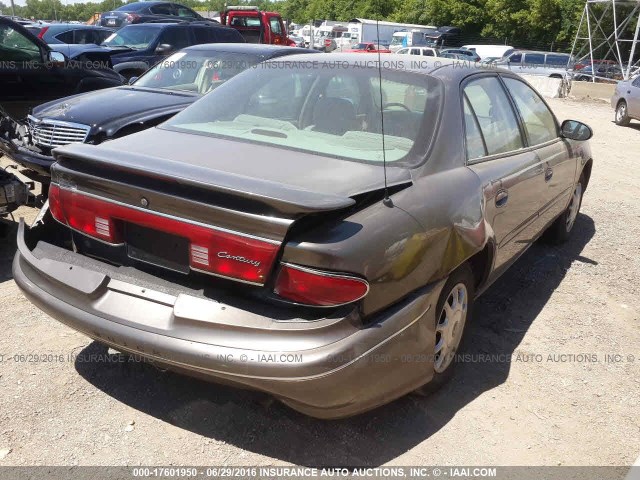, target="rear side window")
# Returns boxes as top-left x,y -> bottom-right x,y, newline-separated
463,95 -> 486,160
463,76 -> 524,157
524,53 -> 545,65
546,54 -> 569,67
54,30 -> 75,43
150,3 -> 174,15
73,29 -> 96,44
503,77 -> 557,146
